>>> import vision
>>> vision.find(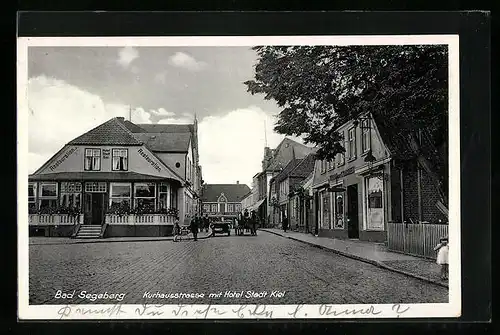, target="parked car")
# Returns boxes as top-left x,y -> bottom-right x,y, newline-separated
210,220 -> 231,236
